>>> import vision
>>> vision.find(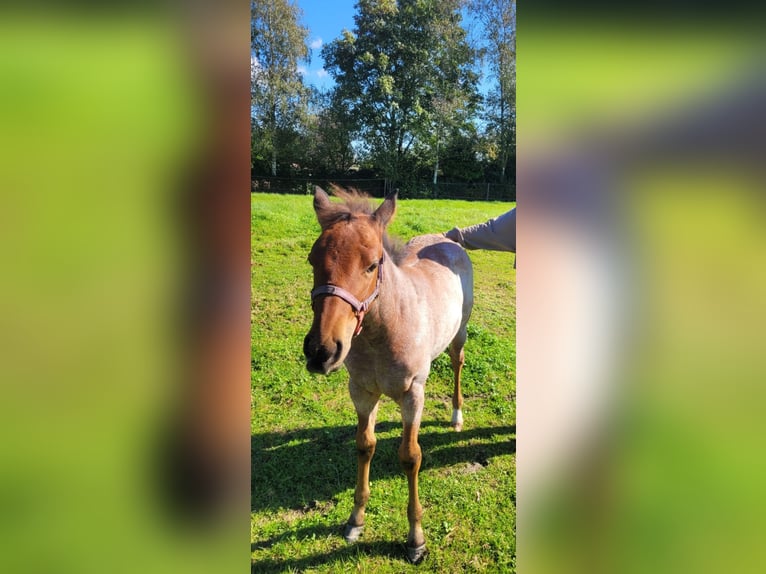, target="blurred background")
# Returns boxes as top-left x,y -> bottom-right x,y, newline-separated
0,2 -> 250,573
518,2 -> 766,573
